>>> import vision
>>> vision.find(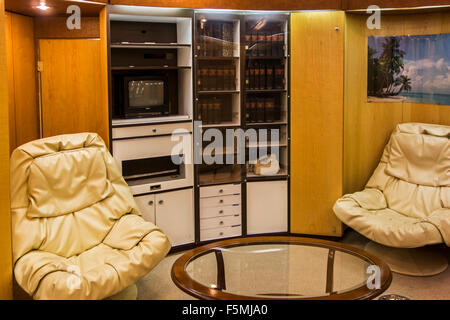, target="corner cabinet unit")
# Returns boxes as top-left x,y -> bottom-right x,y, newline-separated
193,11 -> 290,243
